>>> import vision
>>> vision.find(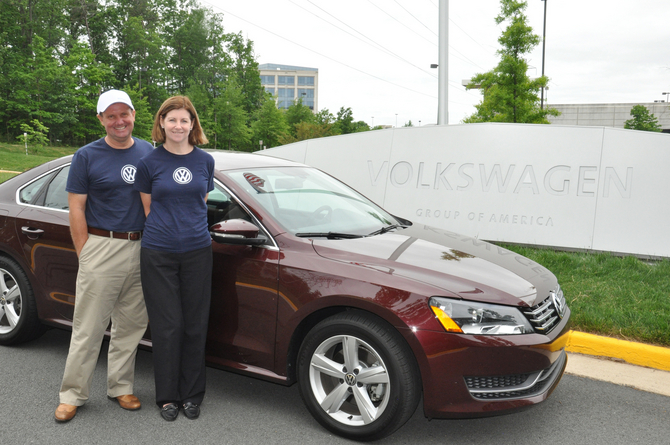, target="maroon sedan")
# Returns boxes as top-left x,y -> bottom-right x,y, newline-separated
0,151 -> 570,440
